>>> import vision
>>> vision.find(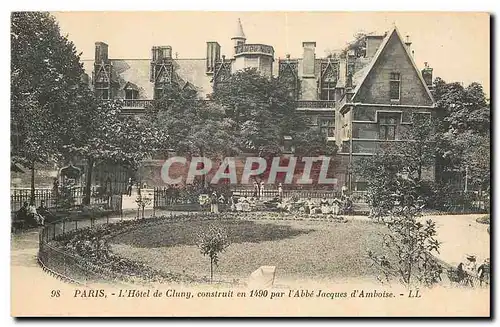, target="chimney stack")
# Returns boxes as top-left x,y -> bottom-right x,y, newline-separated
302,41 -> 316,78
152,46 -> 173,62
95,42 -> 109,63
206,42 -> 221,74
421,62 -> 433,88
404,35 -> 412,52
365,35 -> 384,58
